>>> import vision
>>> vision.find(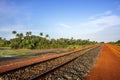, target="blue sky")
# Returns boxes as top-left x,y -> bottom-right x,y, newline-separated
0,0 -> 120,42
